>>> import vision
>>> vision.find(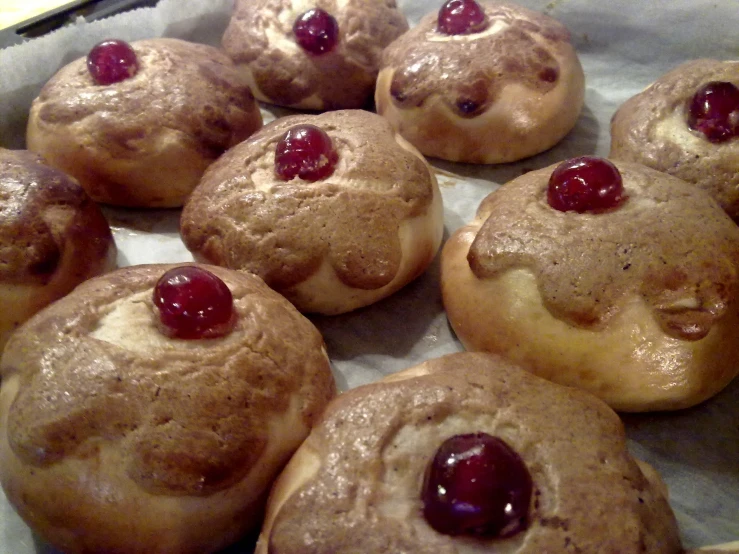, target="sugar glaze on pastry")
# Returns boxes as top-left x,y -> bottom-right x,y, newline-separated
222,0 -> 408,110
441,160 -> 739,411
181,109 -> 443,315
0,263 -> 335,554
256,352 -> 682,553
375,0 -> 585,163
0,147 -> 116,350
27,38 -> 263,208
610,59 -> 739,219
